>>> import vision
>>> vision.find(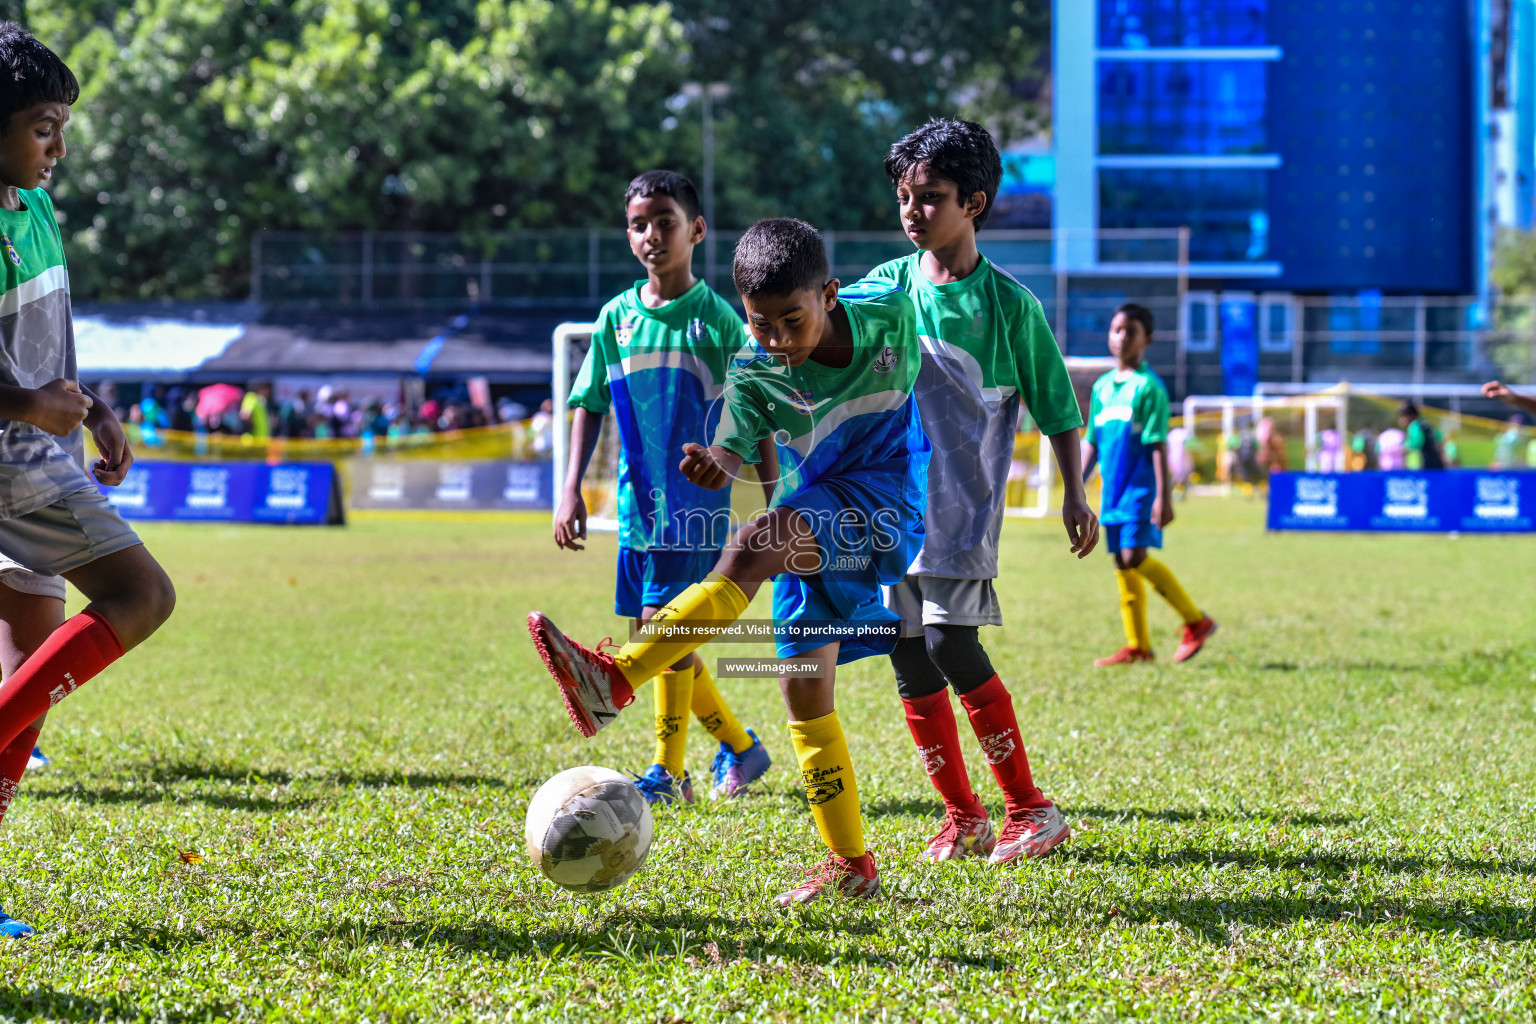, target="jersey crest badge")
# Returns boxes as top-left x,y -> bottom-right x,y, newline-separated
1,233 -> 18,267
872,346 -> 898,374
687,318 -> 708,345
616,321 -> 636,346
788,388 -> 816,414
